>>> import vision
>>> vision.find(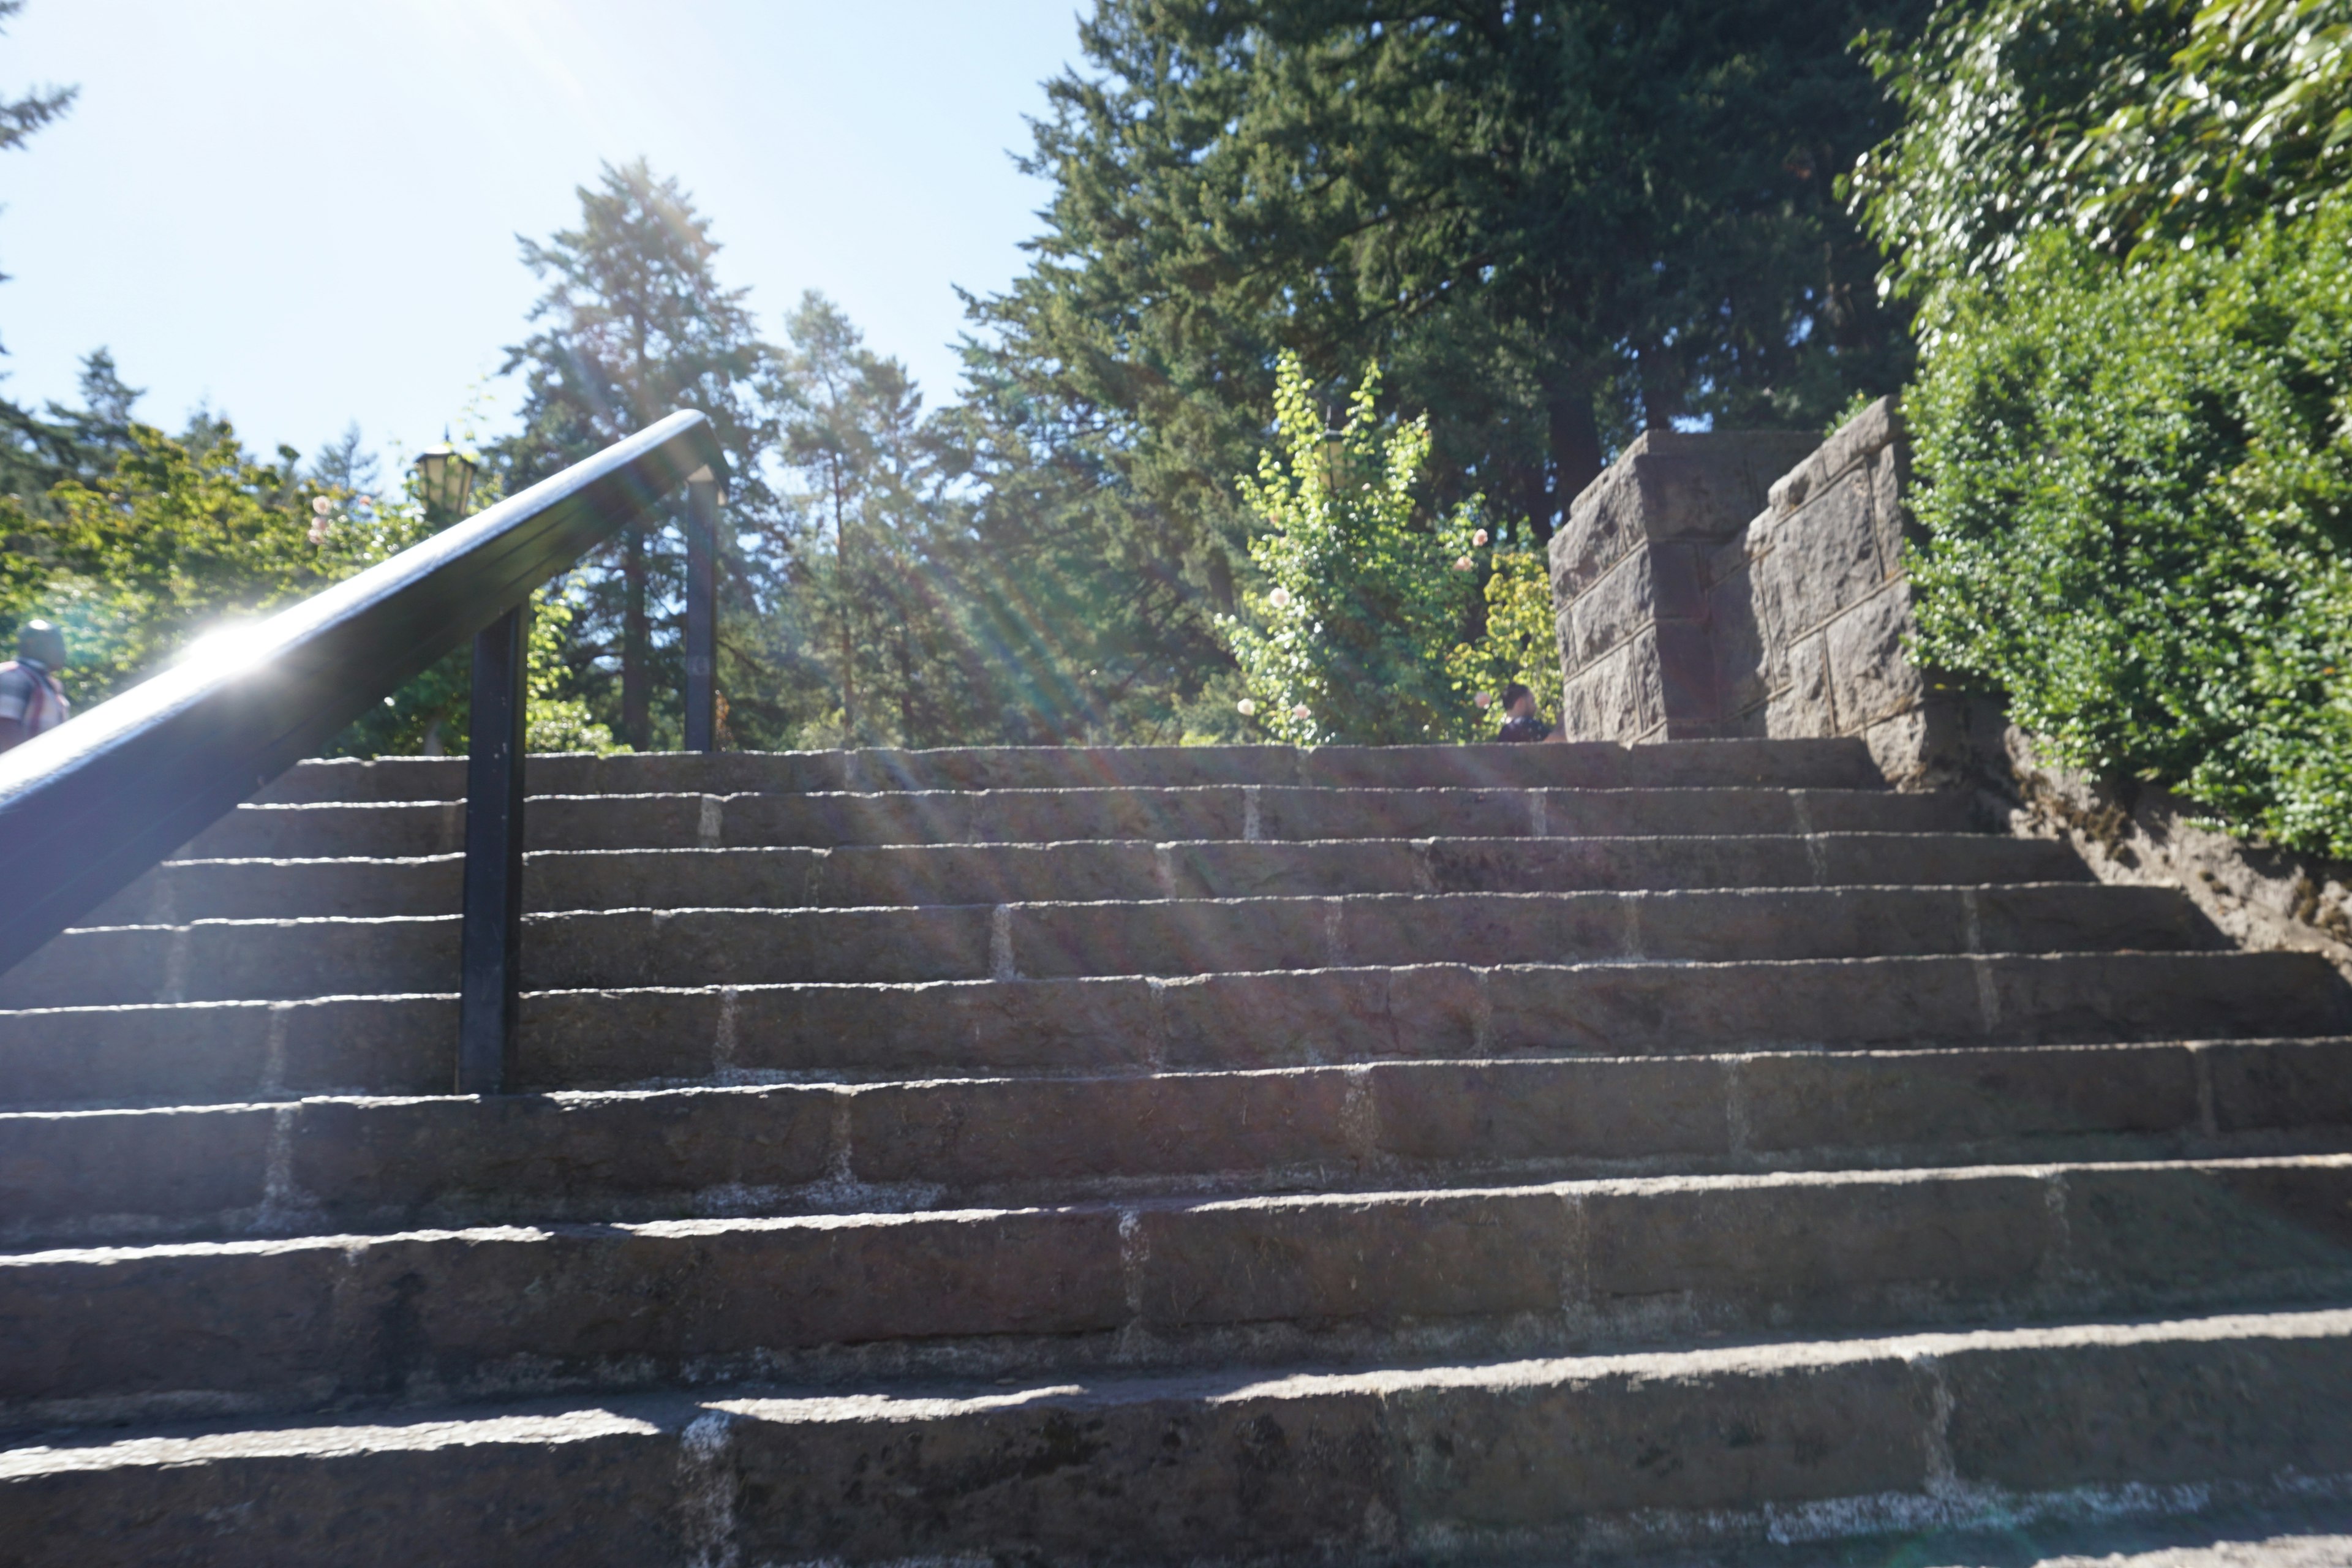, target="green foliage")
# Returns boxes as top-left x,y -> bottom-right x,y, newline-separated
1217,355 -> 1490,745
2,423 -> 333,702
0,410 -> 615,758
959,0 -> 1917,743
1447,546 -> 1564,733
499,159 -> 782,752
769,292 -> 993,749
1851,0 -> 2352,315
1906,196 -> 2352,856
